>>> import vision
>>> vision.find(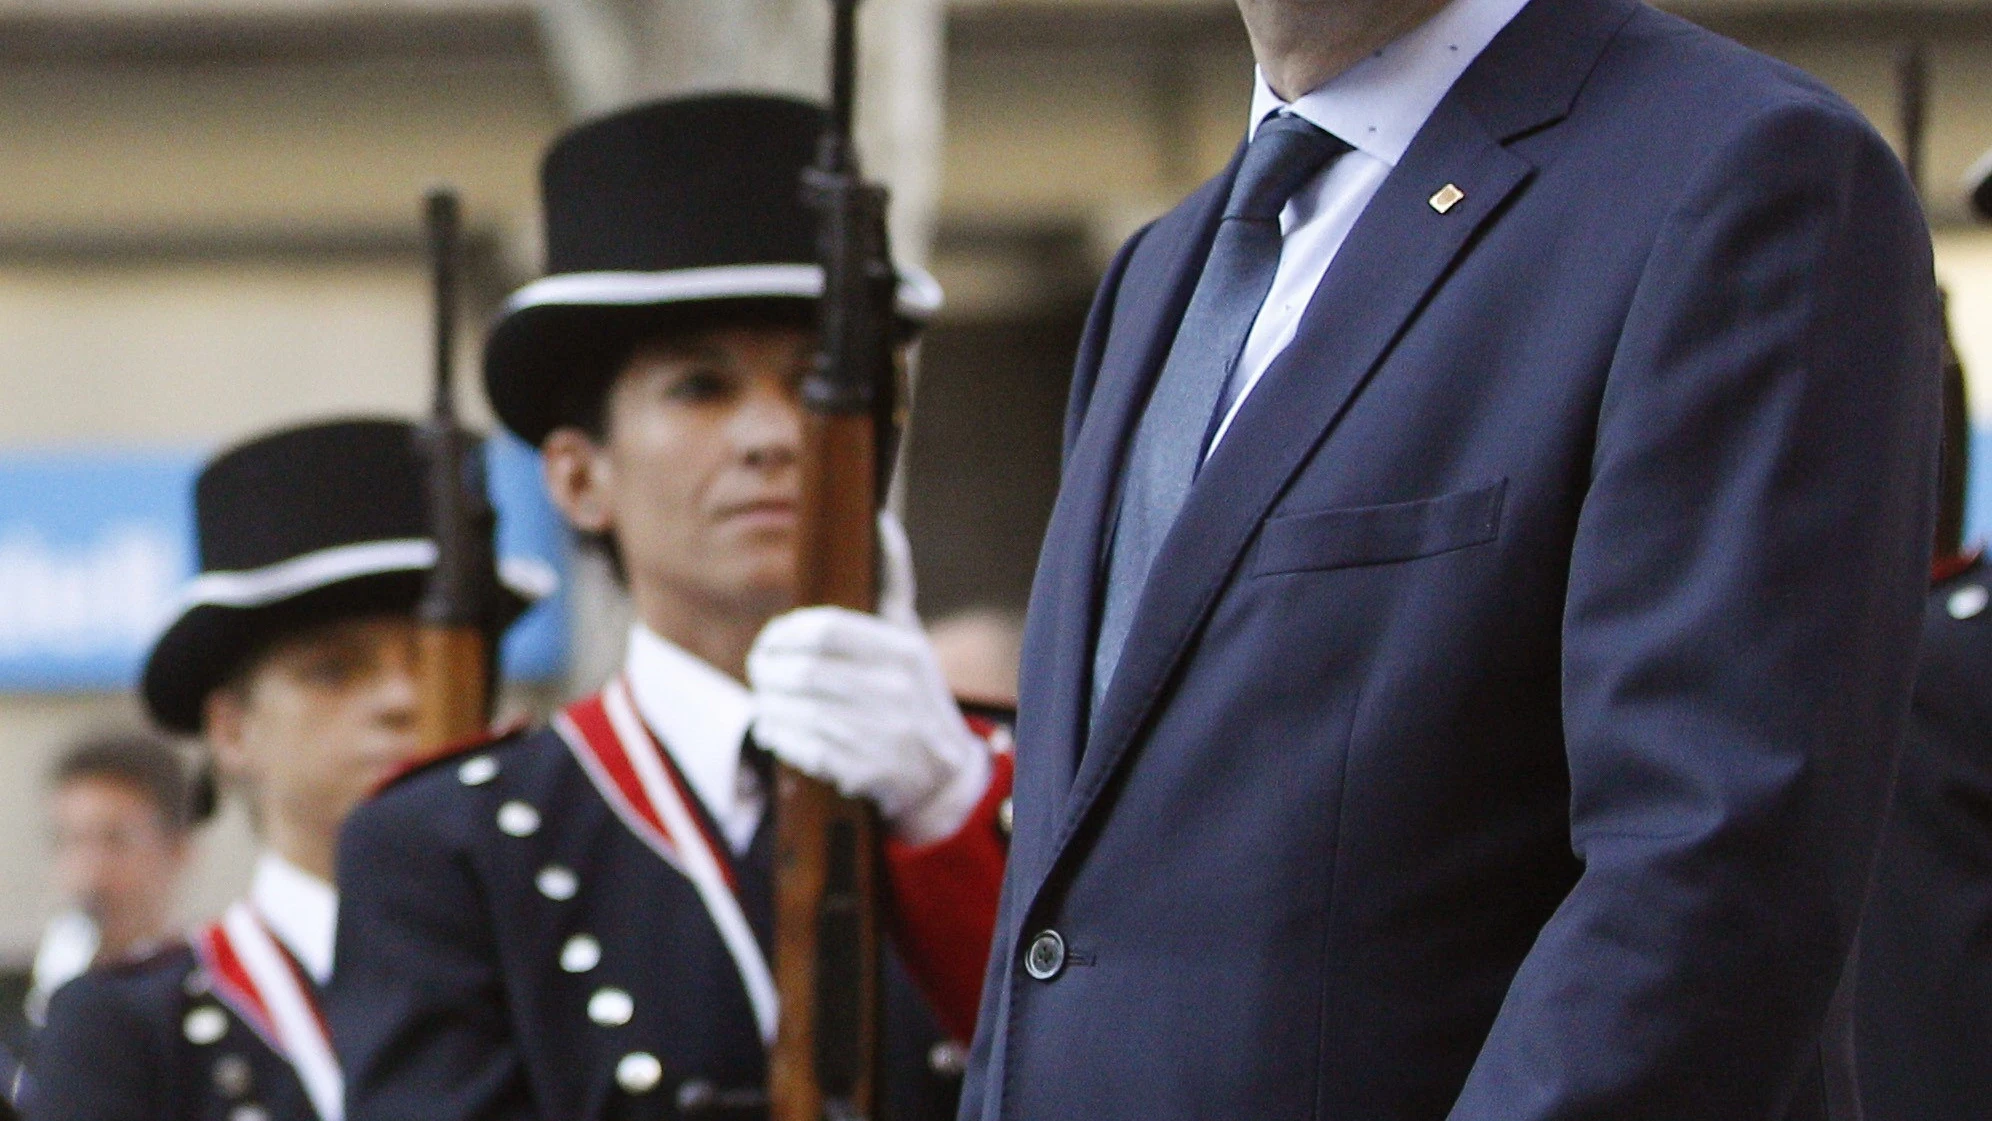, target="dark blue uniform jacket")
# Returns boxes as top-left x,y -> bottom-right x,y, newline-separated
329,714 -> 999,1121
26,943 -> 315,1121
